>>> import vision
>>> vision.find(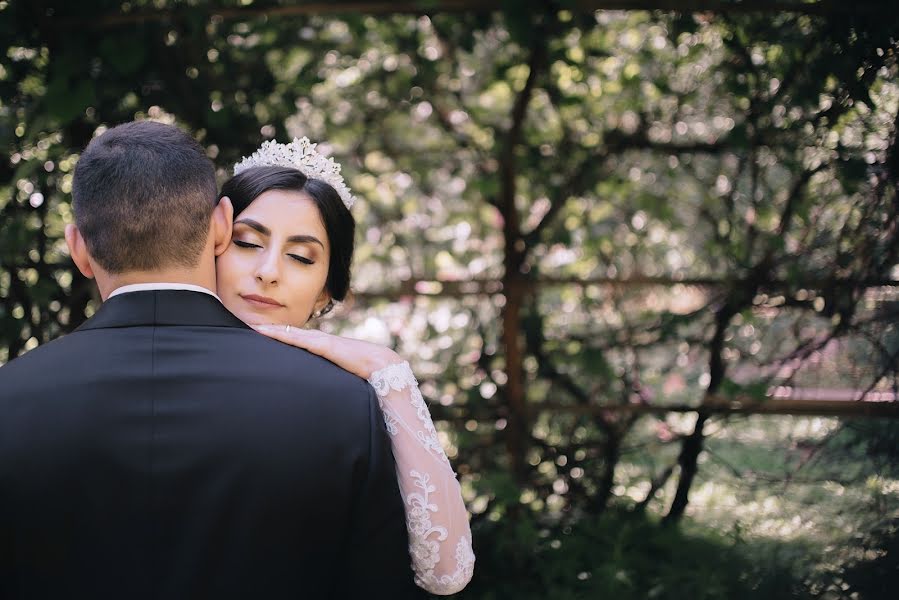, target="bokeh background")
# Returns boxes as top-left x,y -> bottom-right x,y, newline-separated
2,1 -> 898,597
